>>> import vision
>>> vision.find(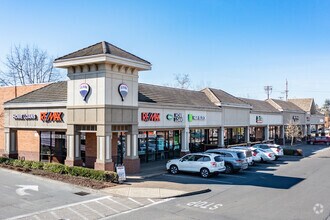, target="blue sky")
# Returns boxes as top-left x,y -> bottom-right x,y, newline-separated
0,0 -> 329,105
